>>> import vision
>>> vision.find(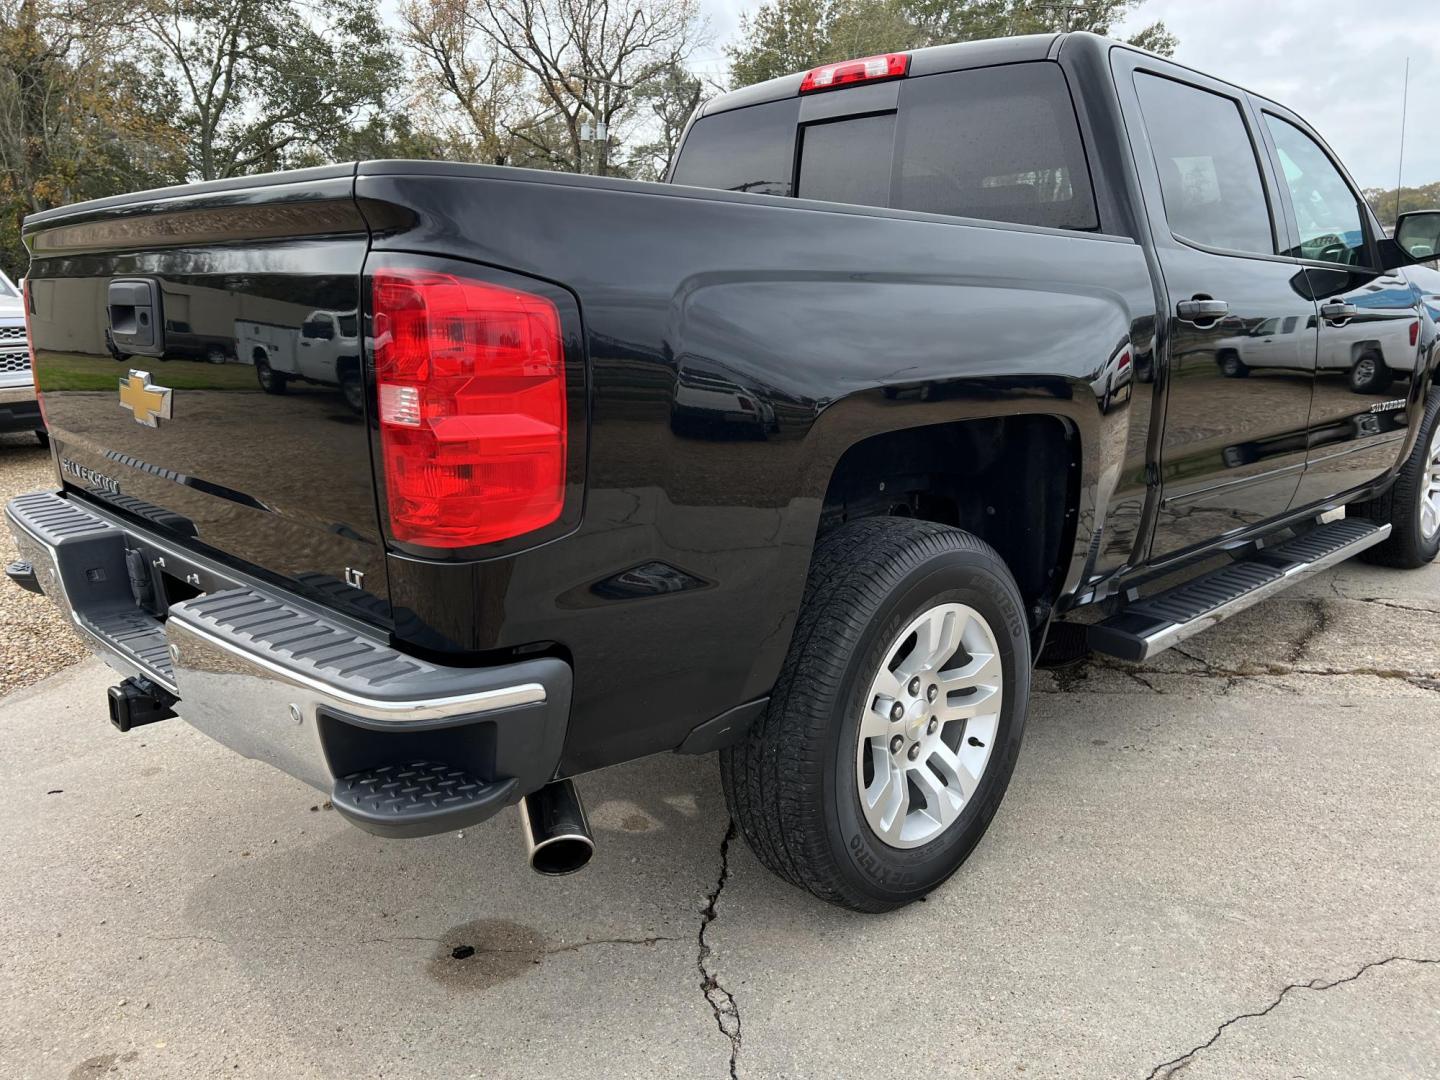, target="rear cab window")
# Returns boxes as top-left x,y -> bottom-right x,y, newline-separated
671,61 -> 1098,233
670,99 -> 798,197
